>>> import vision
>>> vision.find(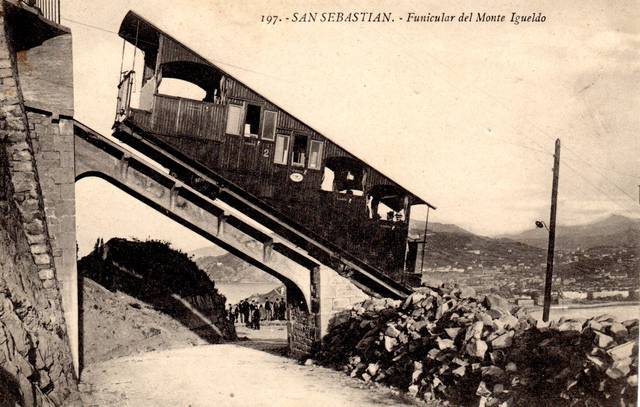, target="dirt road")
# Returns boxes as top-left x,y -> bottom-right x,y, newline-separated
78,344 -> 429,407
78,323 -> 428,407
